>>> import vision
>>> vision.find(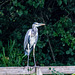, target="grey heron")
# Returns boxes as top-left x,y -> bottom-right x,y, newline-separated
24,22 -> 45,66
